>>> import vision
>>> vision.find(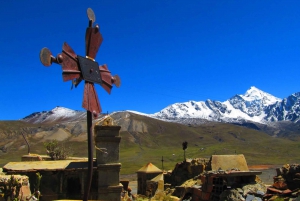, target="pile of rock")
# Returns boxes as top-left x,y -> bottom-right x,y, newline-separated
264,164 -> 300,200
194,169 -> 265,201
219,180 -> 267,201
165,158 -> 208,186
0,175 -> 31,201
